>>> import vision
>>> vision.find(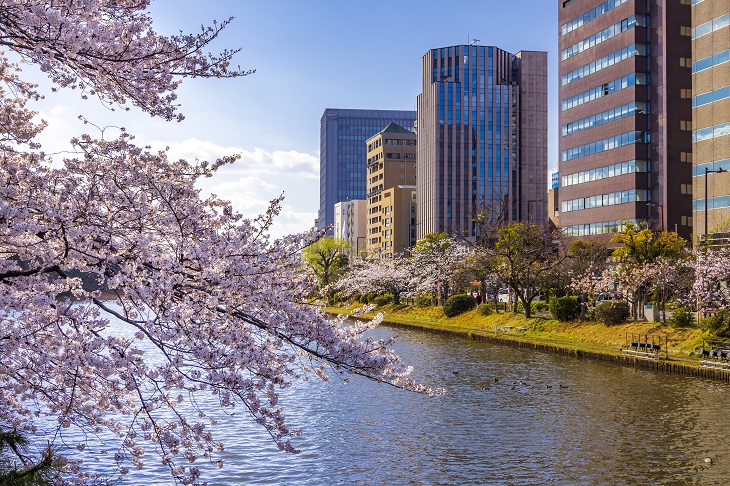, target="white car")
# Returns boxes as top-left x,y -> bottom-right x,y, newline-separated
595,292 -> 615,305
497,288 -> 515,303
